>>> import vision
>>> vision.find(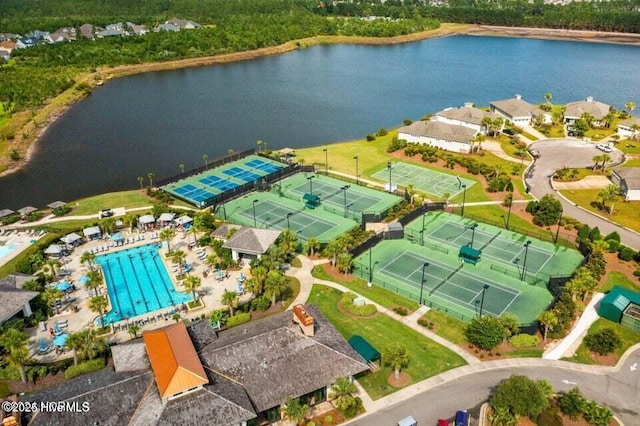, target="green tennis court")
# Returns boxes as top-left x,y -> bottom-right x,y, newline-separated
378,250 -> 520,317
405,211 -> 584,284
370,162 -> 475,198
353,239 -> 557,324
275,173 -> 402,218
223,192 -> 358,242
